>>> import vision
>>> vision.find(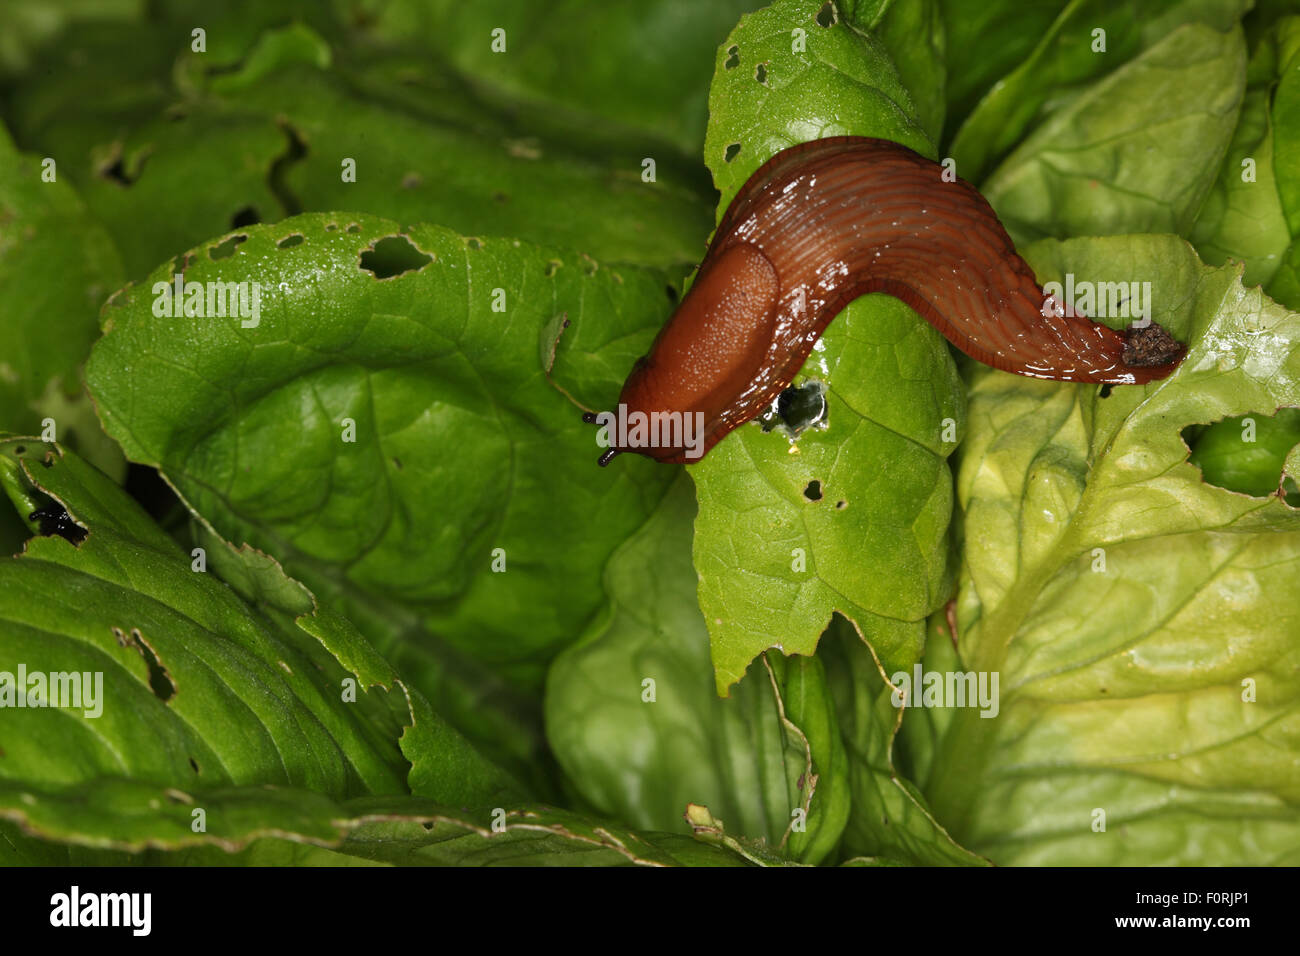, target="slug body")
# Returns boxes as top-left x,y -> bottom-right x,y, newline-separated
590,136 -> 1184,465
